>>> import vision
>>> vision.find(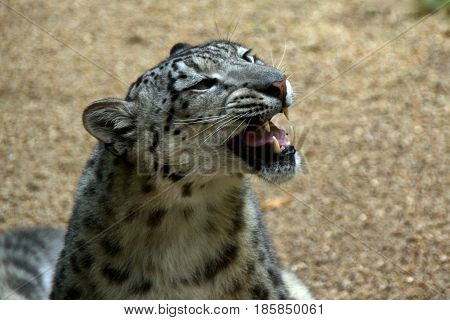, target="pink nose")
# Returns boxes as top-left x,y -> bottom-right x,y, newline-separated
270,77 -> 287,102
